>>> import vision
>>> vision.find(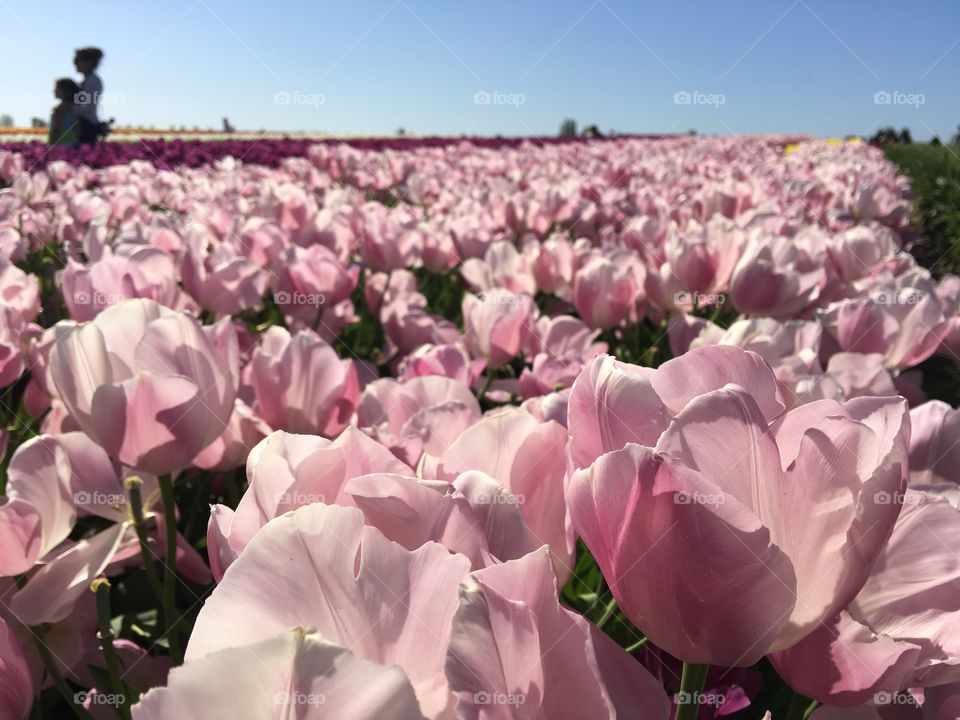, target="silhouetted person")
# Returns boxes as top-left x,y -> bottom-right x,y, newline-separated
49,78 -> 81,145
74,47 -> 105,145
